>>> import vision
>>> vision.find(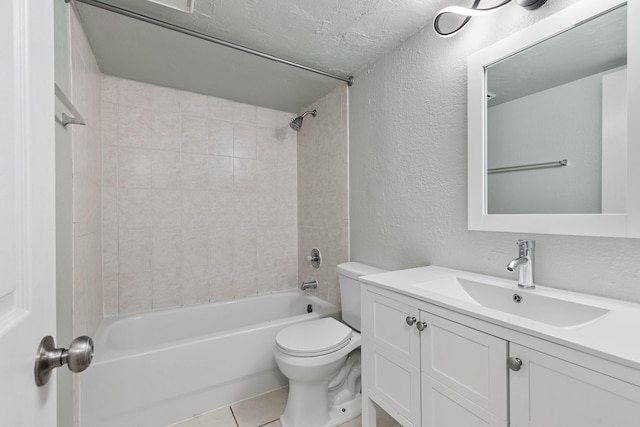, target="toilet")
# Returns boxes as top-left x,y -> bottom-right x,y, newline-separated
274,262 -> 387,427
